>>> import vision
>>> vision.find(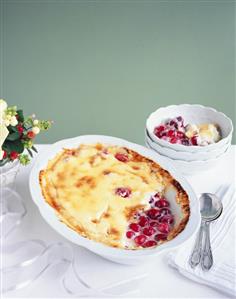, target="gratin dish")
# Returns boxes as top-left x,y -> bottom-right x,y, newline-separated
146,104 -> 233,153
29,135 -> 200,265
